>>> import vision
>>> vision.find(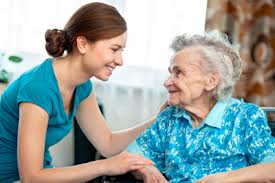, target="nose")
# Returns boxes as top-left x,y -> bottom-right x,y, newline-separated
164,75 -> 174,88
114,52 -> 123,66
